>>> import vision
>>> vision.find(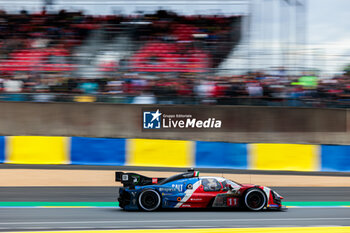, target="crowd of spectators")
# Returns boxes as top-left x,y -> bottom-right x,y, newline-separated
1,70 -> 350,108
0,9 -> 102,72
0,9 -> 240,73
1,9 -> 350,108
129,10 -> 241,72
